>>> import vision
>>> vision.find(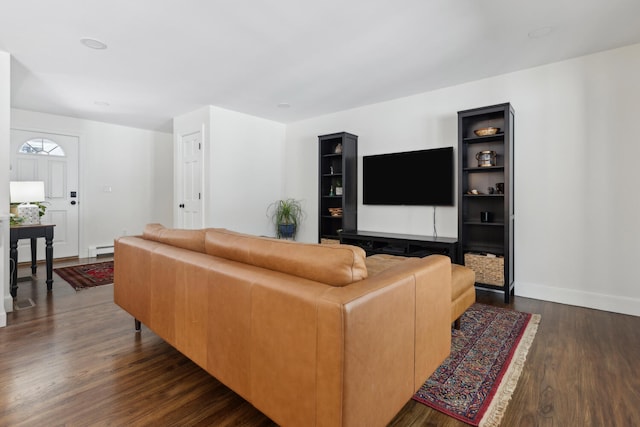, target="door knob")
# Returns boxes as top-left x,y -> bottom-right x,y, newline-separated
70,200 -> 77,205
